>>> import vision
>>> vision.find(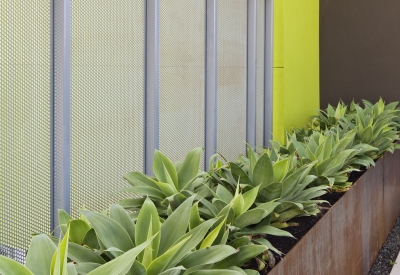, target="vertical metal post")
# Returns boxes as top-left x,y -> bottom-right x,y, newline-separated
145,0 -> 160,175
205,0 -> 217,168
247,0 -> 257,149
264,0 -> 274,146
50,0 -> 55,232
54,0 -> 71,226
